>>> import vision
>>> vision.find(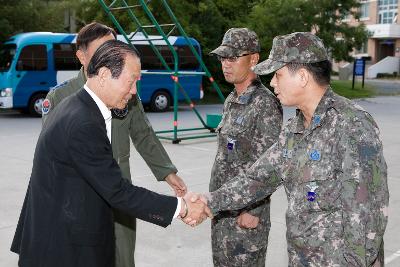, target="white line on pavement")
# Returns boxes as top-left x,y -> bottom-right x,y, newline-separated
183,145 -> 215,152
386,249 -> 400,264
